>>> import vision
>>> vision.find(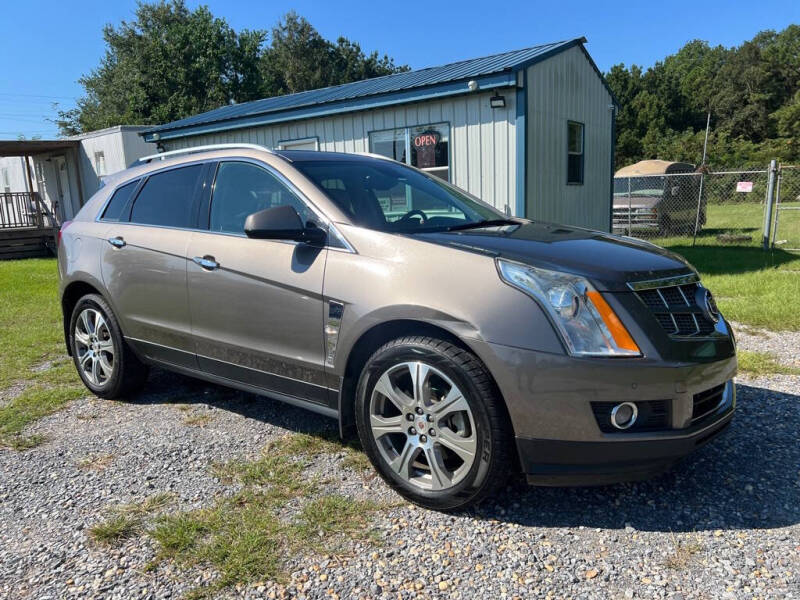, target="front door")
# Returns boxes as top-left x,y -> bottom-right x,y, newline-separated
100,164 -> 206,368
53,155 -> 73,223
186,160 -> 330,407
